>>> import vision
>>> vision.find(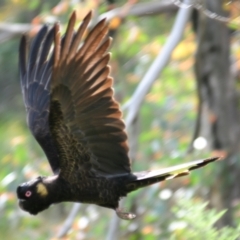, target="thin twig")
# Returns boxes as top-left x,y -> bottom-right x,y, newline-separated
172,0 -> 230,23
